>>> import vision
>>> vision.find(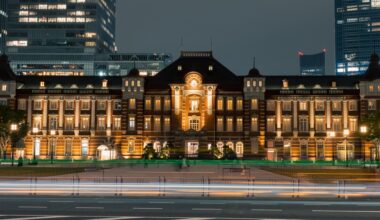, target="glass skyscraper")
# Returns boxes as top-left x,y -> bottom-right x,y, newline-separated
299,51 -> 326,76
0,0 -> 7,54
6,0 -> 116,54
336,0 -> 380,75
